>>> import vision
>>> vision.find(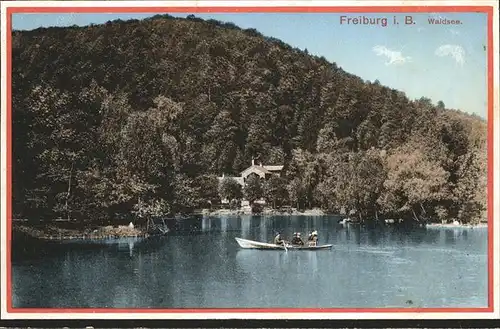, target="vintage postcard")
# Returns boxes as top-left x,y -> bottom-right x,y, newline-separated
1,0 -> 499,321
